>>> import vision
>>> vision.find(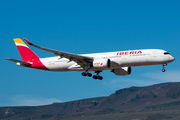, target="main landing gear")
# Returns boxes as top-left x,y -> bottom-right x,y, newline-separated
82,72 -> 92,77
92,71 -> 103,80
162,64 -> 167,72
81,71 -> 103,80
